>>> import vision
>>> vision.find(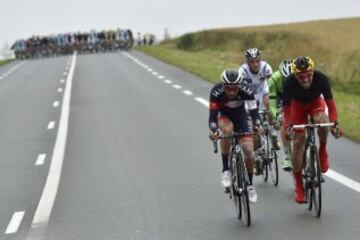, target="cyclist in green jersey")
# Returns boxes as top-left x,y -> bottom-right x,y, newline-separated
268,60 -> 293,171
